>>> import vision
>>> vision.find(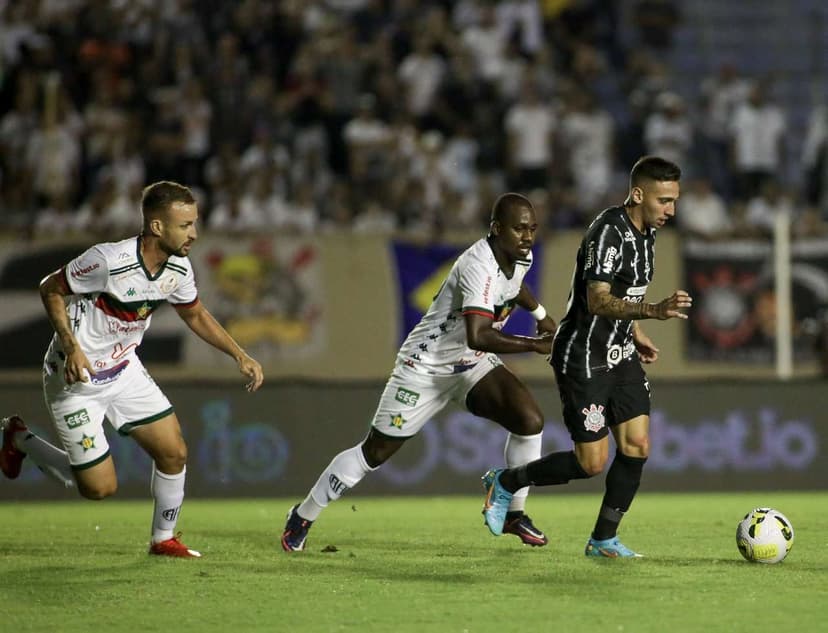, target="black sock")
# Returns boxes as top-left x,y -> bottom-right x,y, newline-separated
592,451 -> 647,540
501,451 -> 590,492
